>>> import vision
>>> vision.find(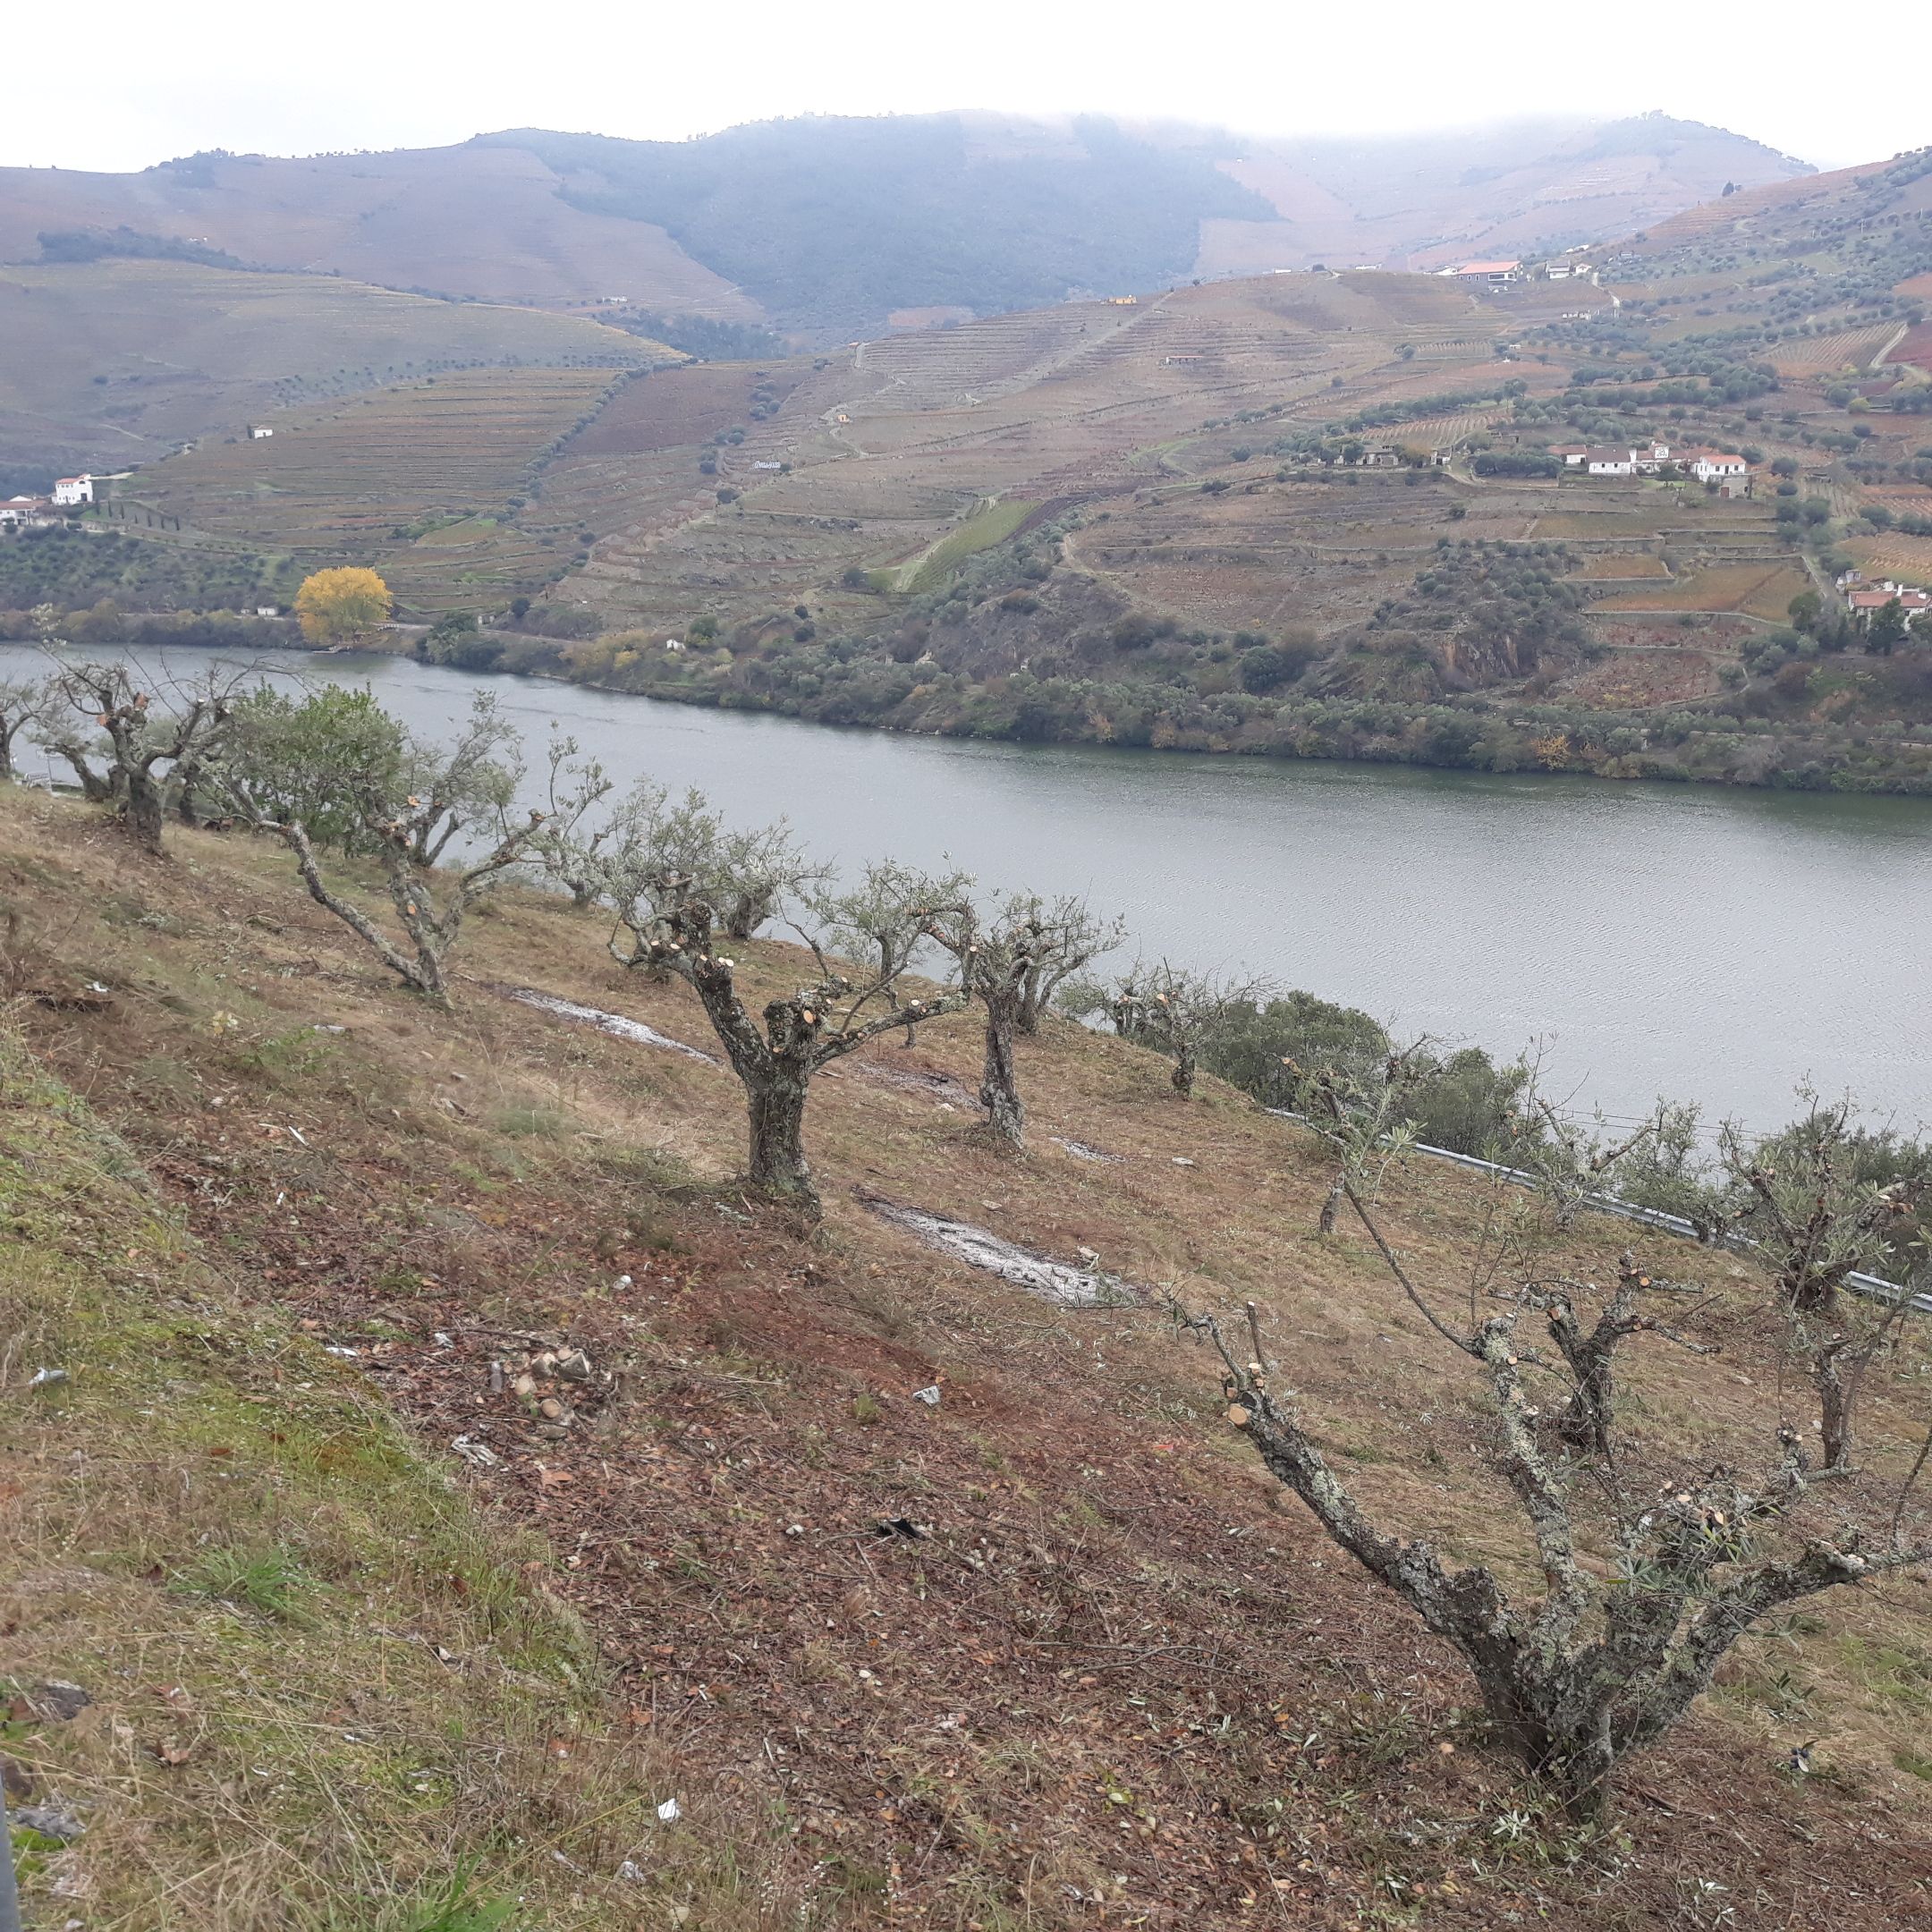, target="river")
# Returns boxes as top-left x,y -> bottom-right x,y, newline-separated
9,641 -> 1931,1134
